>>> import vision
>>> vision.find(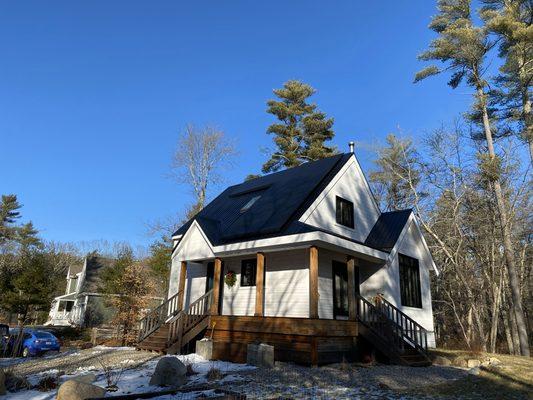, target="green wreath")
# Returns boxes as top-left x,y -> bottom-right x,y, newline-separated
224,270 -> 237,287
